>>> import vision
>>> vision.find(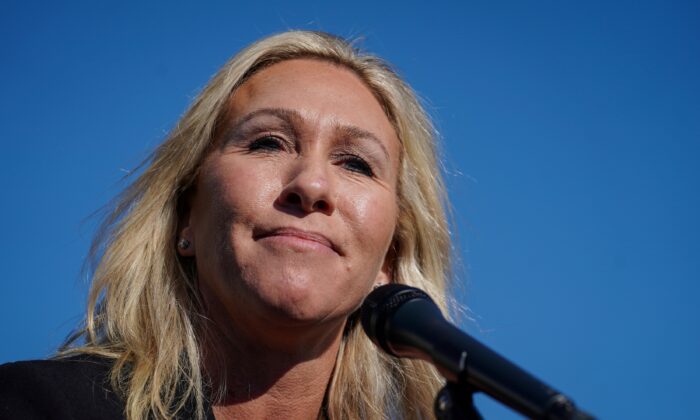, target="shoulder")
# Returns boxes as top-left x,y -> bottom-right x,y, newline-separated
0,356 -> 124,420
